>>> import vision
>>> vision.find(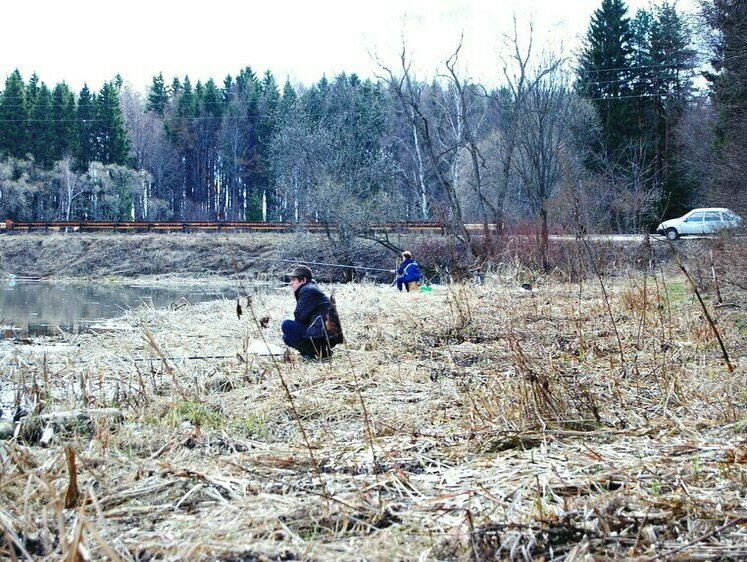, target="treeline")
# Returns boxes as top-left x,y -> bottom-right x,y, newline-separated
0,0 -> 744,252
